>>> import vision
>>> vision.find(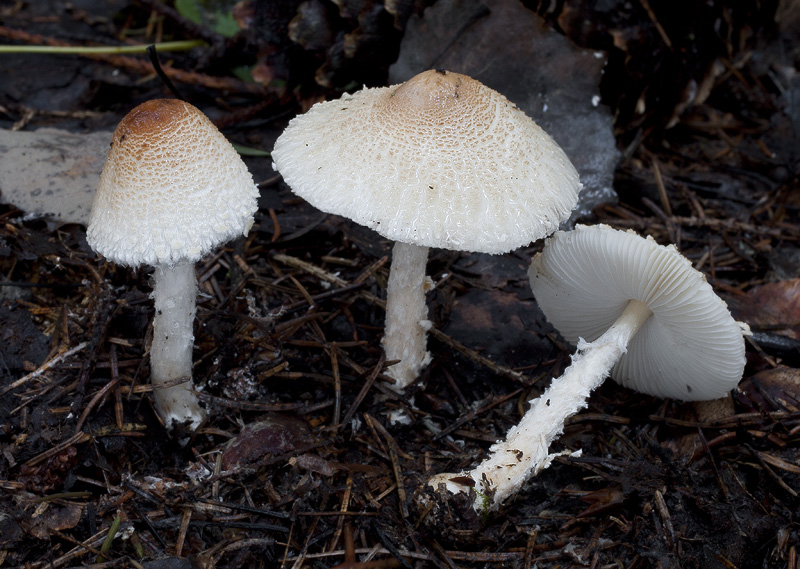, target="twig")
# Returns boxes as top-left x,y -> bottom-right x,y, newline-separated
23,432 -> 92,468
74,378 -> 119,435
175,507 -> 192,557
364,413 -> 409,518
0,25 -> 265,94
0,341 -> 88,396
651,158 -> 673,216
273,253 -> 532,384
0,38 -> 204,54
340,354 -> 386,429
147,44 -> 184,100
428,328 -> 530,385
434,388 -> 524,440
26,527 -> 111,569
